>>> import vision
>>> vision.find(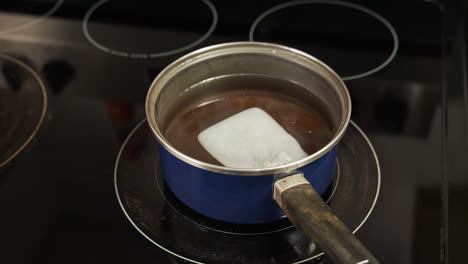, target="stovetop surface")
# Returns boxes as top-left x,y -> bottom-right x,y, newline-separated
0,0 -> 465,263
